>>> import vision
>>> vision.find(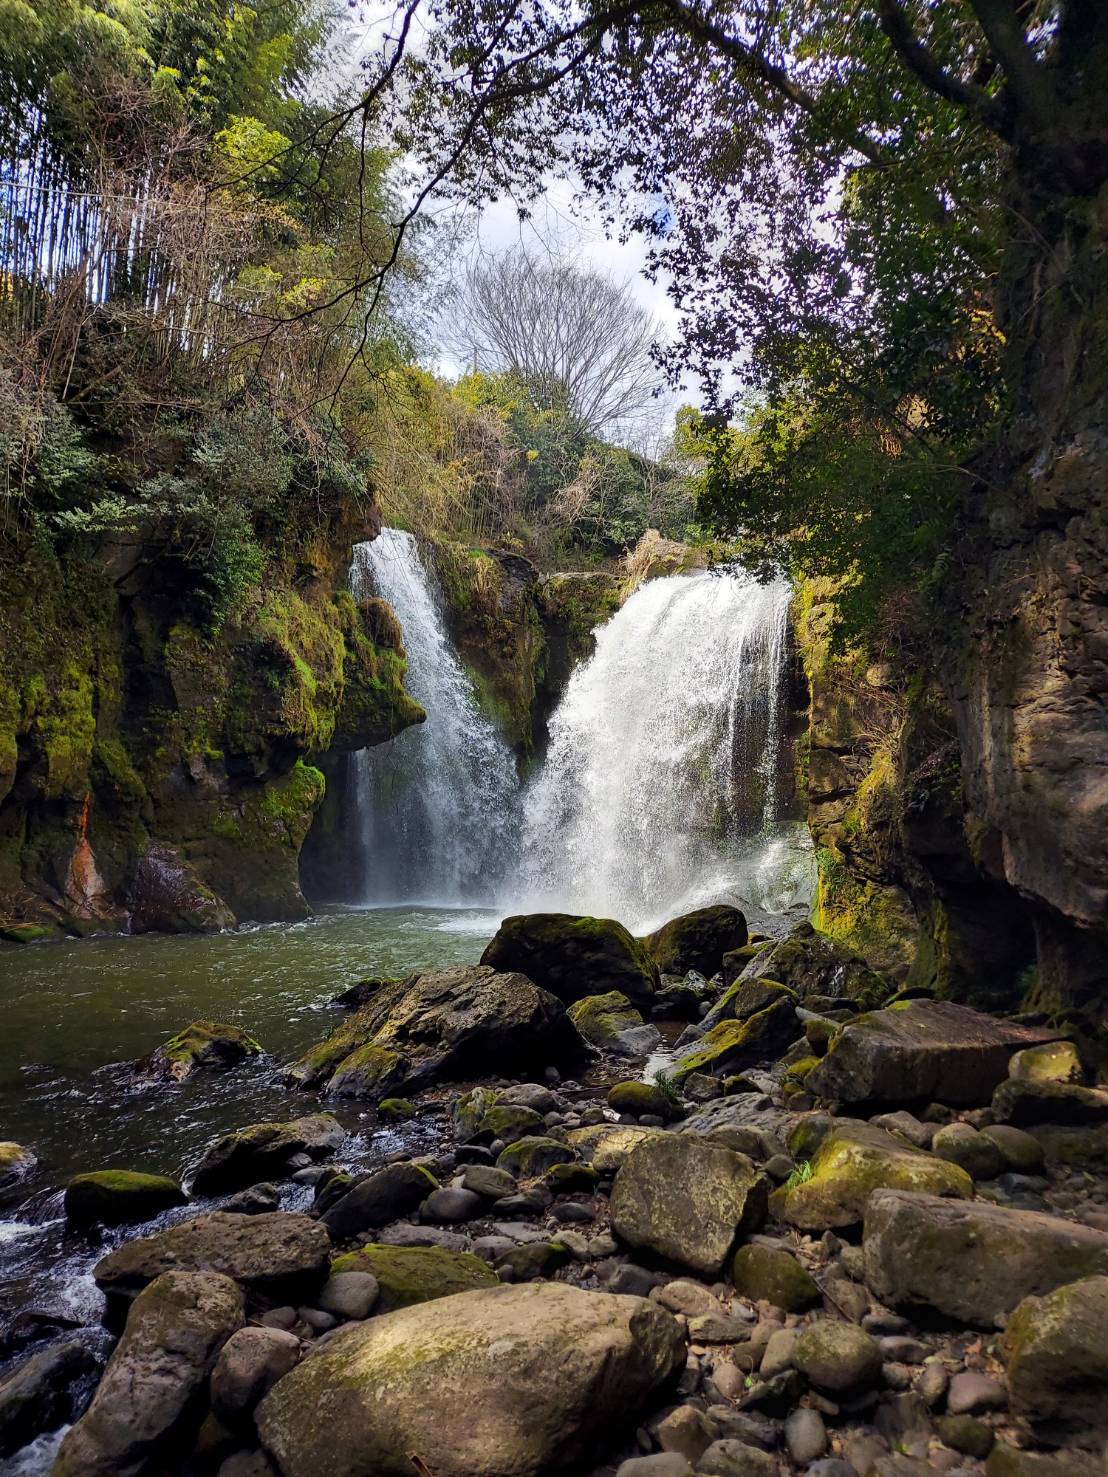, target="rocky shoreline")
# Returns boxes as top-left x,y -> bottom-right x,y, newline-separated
2,906 -> 1107,1477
